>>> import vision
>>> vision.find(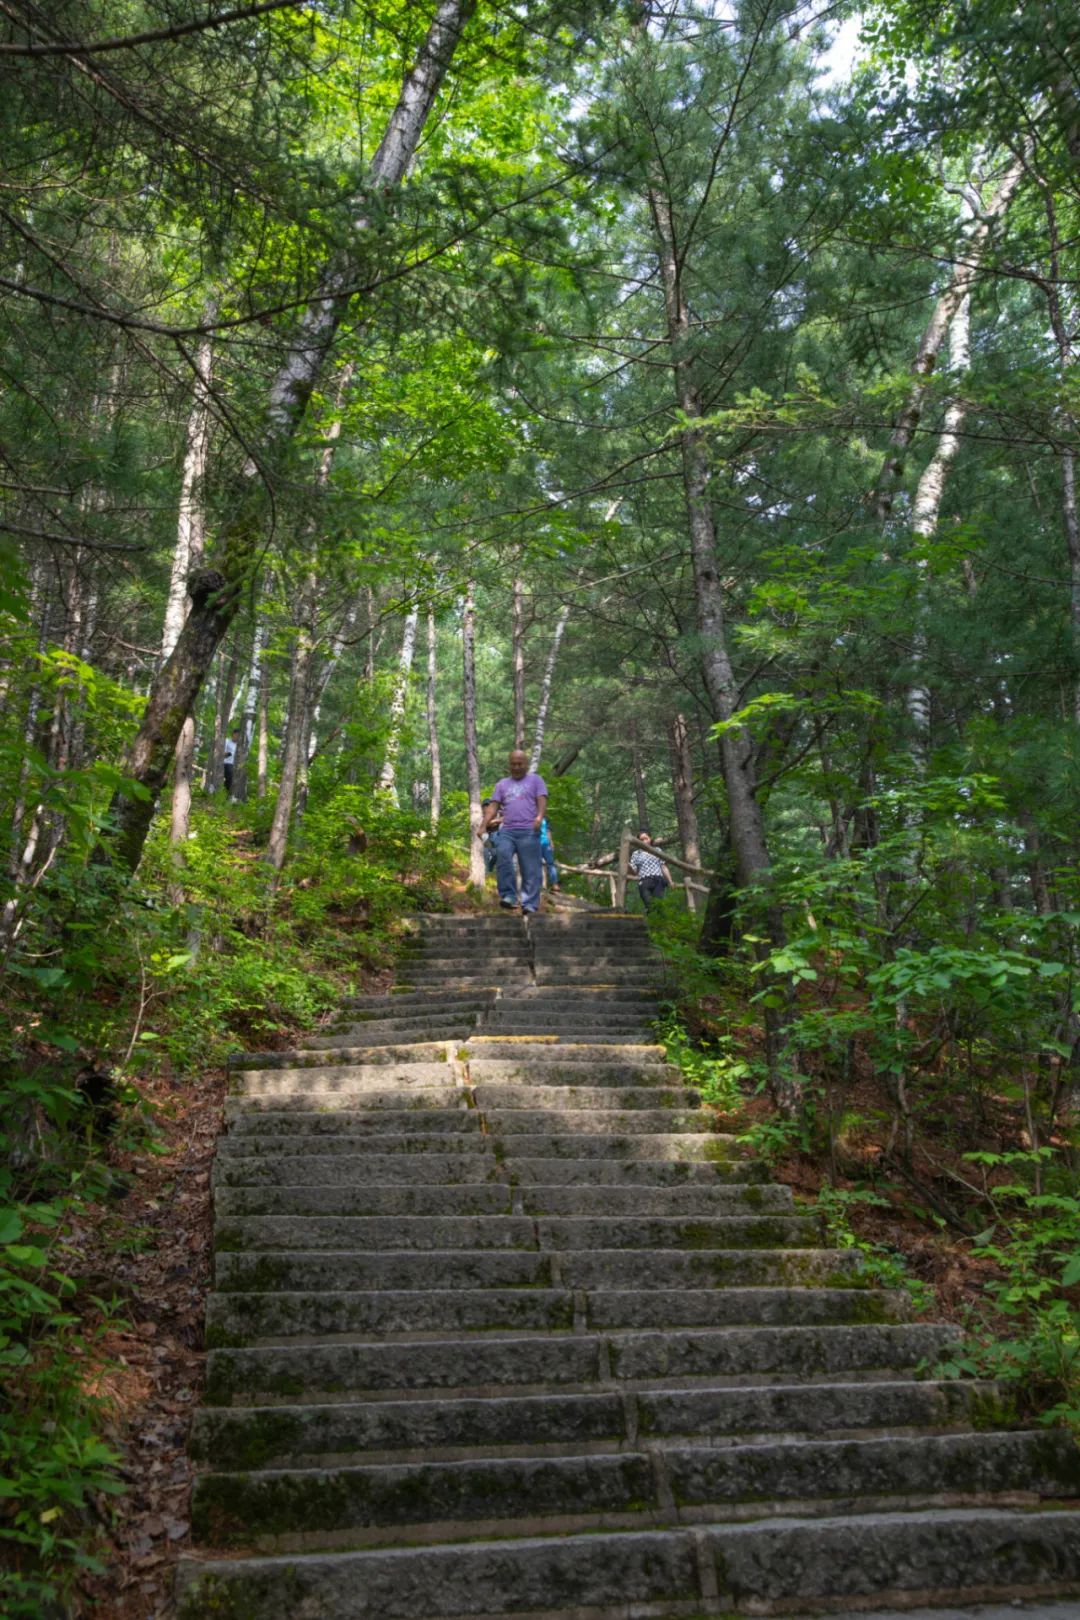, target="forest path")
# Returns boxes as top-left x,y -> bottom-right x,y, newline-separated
176,912 -> 1080,1617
